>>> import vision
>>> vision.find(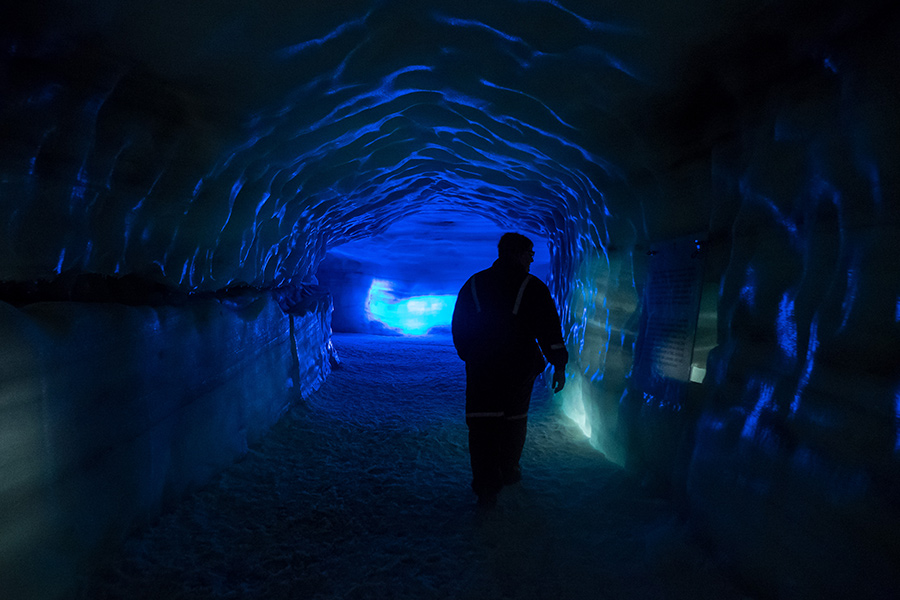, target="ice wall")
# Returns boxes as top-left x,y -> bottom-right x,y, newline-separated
564,11 -> 900,597
0,290 -> 333,600
685,41 -> 900,597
